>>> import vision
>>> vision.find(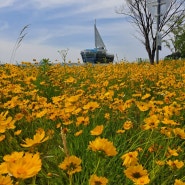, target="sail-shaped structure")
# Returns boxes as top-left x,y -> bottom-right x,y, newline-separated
80,21 -> 114,64
94,22 -> 106,49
